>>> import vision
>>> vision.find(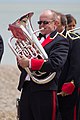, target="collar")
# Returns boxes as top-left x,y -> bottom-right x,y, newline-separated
42,30 -> 58,47
50,30 -> 58,39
